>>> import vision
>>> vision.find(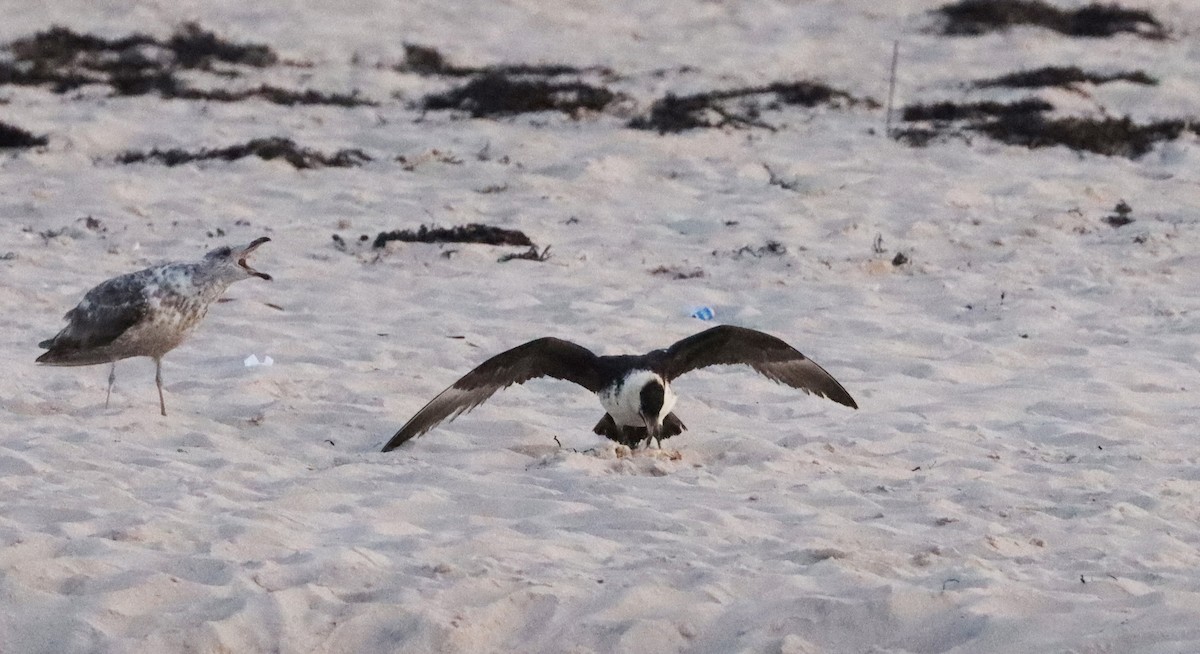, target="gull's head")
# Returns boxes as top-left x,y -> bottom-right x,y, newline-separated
204,237 -> 272,282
